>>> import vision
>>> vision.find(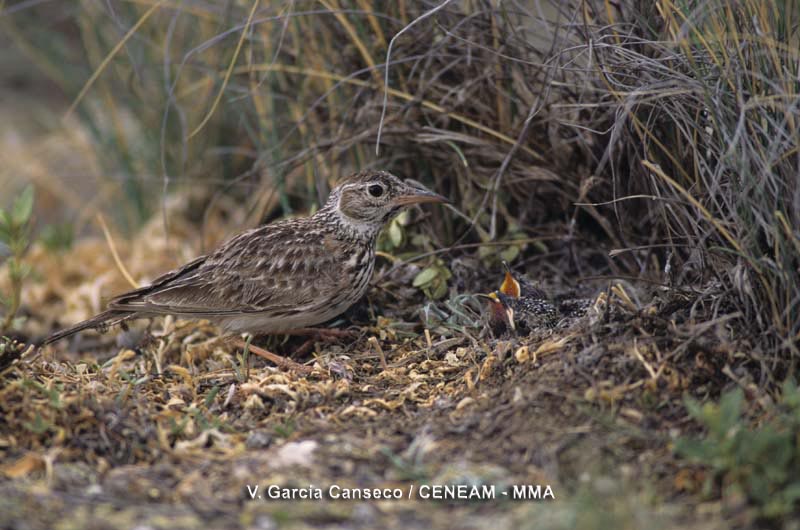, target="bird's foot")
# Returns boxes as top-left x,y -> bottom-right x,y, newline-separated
292,339 -> 316,358
234,339 -> 312,375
